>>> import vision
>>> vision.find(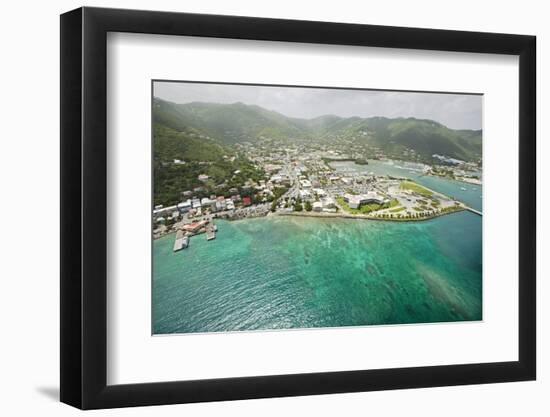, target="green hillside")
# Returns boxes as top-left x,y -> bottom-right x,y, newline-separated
153,97 -> 482,162
153,123 -> 228,162
154,98 -> 305,144
364,117 -> 482,161
153,123 -> 263,206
